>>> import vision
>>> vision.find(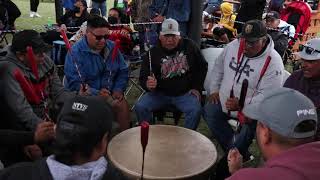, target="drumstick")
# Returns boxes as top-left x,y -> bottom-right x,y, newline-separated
60,30 -> 87,91
232,79 -> 249,147
227,89 -> 234,116
26,46 -> 51,121
144,27 -> 153,76
140,121 -> 149,180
